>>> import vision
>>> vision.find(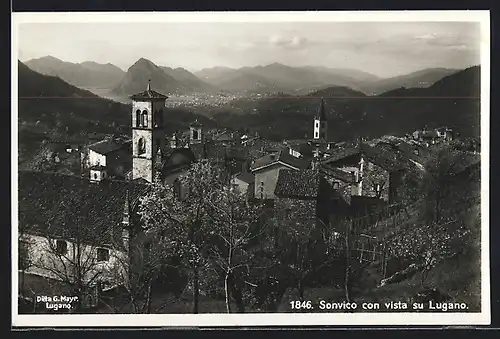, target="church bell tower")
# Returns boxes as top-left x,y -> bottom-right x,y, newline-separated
130,81 -> 168,183
313,98 -> 328,141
